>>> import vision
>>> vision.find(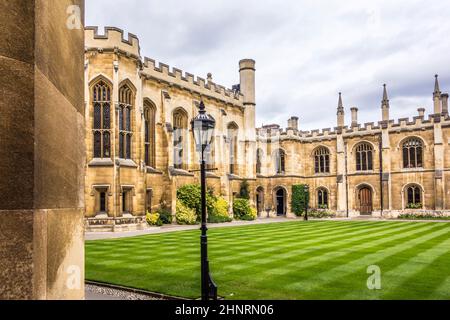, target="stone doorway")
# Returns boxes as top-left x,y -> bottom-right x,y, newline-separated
359,187 -> 373,215
275,188 -> 286,216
